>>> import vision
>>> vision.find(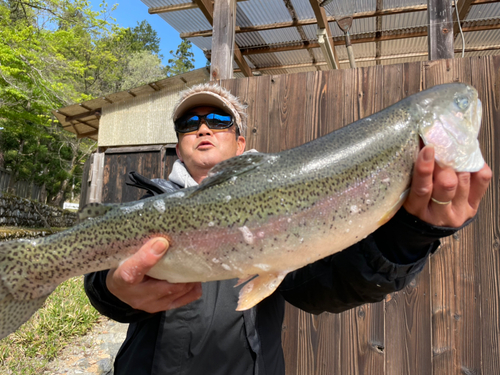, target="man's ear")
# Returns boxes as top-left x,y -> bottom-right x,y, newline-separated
175,143 -> 183,162
236,136 -> 246,156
